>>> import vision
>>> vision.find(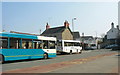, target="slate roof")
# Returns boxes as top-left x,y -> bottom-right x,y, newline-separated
41,26 -> 72,35
72,32 -> 80,39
